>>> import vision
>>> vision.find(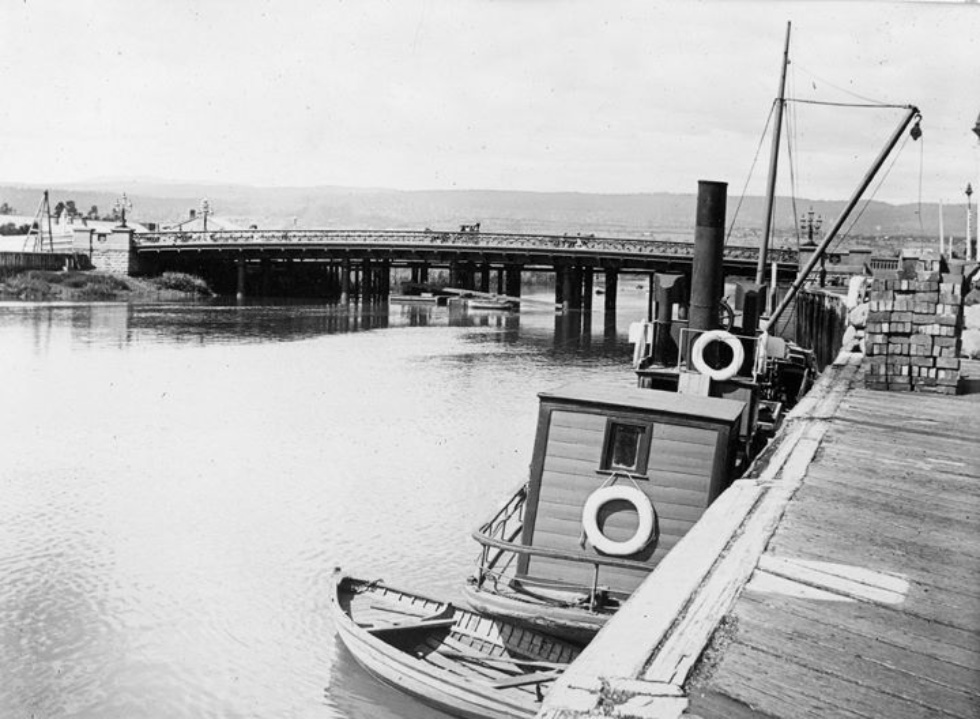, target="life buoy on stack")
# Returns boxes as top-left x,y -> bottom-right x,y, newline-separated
581,485 -> 655,556
691,329 -> 745,381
